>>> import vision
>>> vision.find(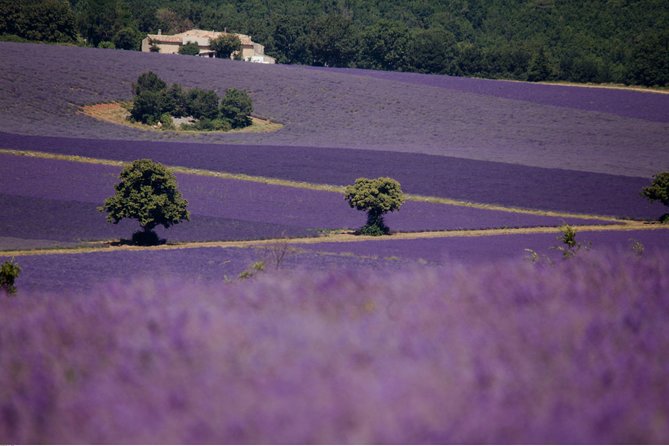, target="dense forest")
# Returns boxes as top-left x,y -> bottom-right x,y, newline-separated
1,0 -> 668,87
